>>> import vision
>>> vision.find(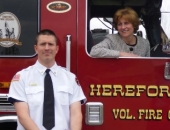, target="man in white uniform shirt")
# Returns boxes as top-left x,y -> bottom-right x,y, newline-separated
8,29 -> 86,130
